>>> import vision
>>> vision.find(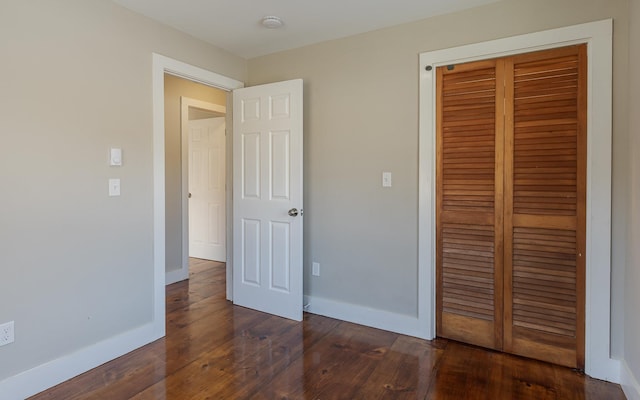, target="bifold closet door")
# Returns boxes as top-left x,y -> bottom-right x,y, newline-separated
503,45 -> 586,368
436,44 -> 586,369
436,59 -> 505,350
